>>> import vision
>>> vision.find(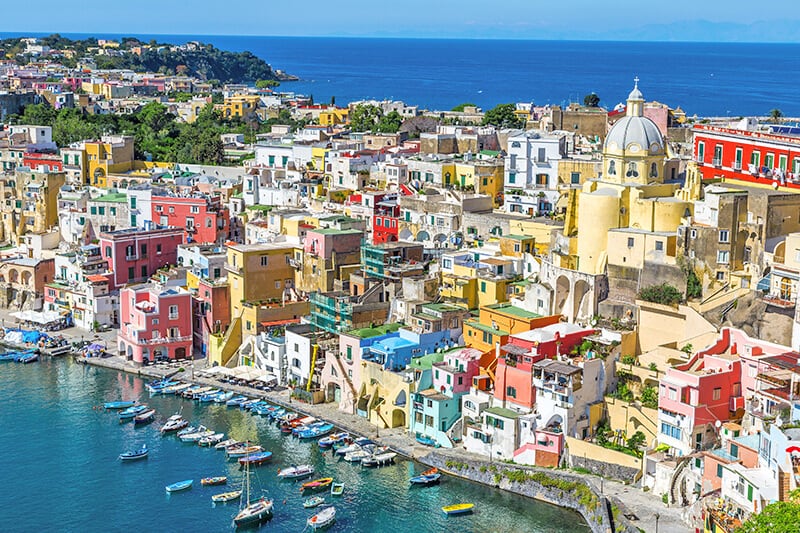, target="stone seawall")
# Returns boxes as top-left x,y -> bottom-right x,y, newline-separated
422,452 -> 640,533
